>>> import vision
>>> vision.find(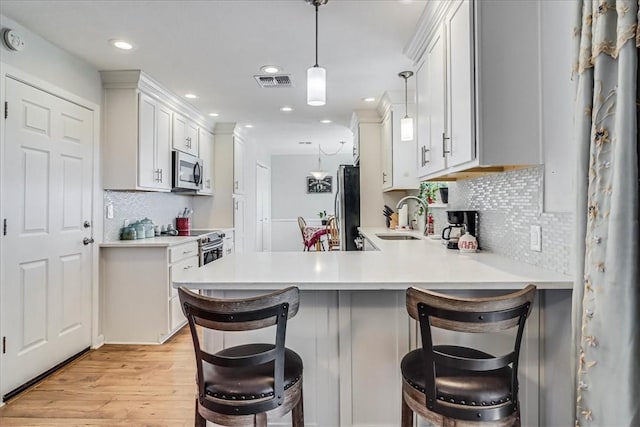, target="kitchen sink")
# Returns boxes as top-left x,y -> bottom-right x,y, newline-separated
376,234 -> 421,240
